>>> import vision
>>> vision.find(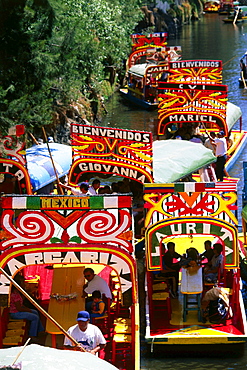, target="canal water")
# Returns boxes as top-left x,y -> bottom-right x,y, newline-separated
102,12 -> 247,369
